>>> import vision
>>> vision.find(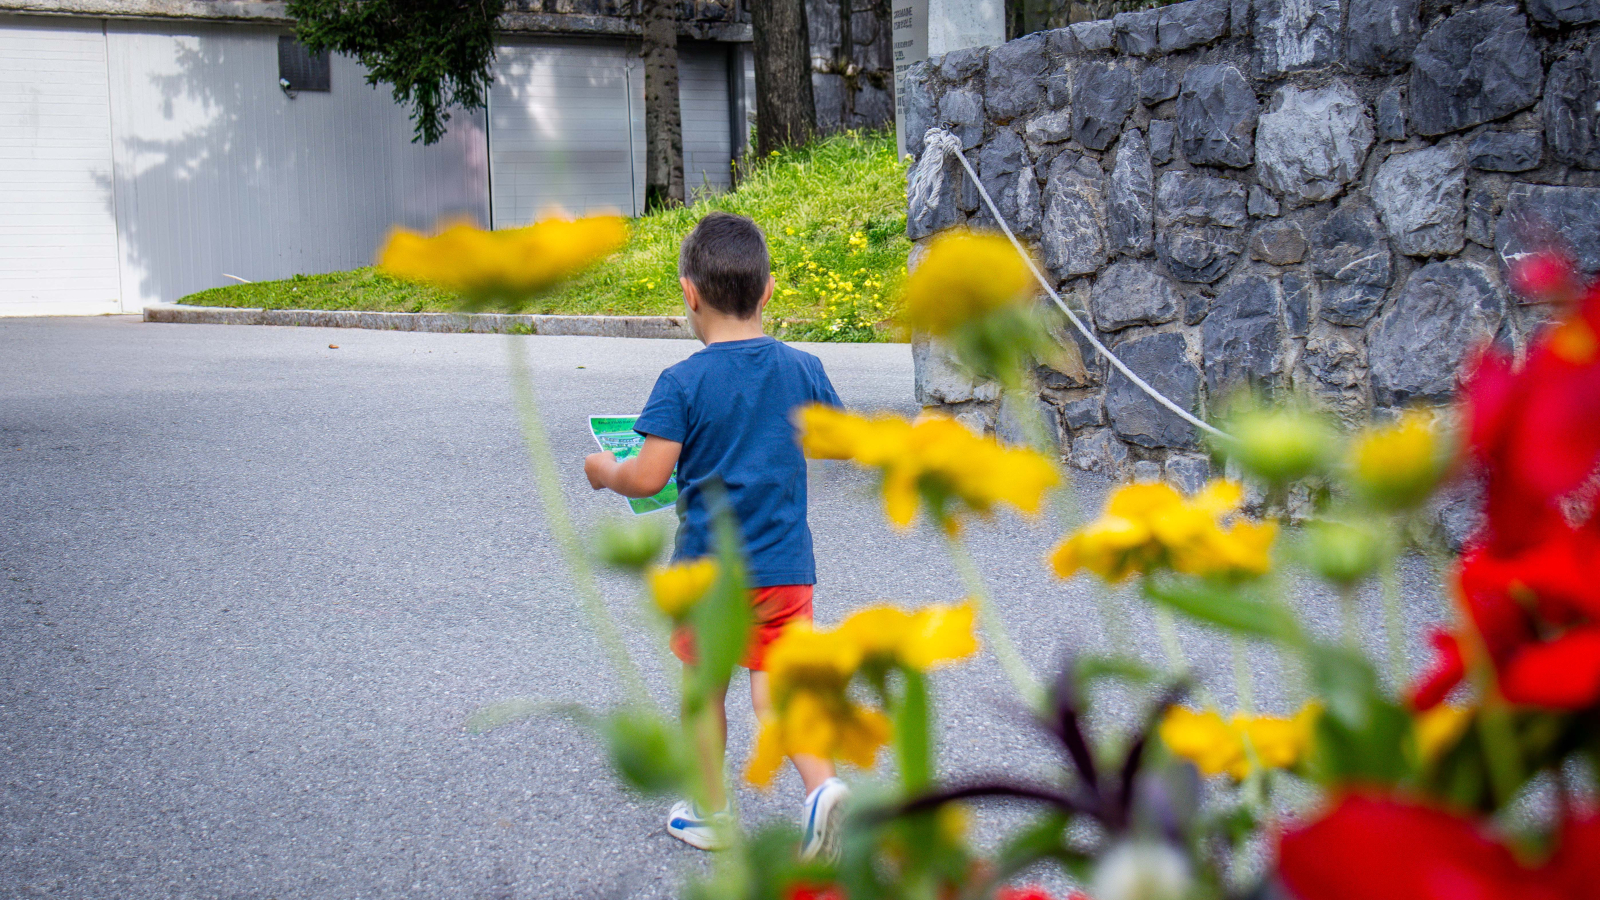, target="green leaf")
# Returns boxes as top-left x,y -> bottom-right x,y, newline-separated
687,488 -> 754,708
1075,653 -> 1164,688
600,707 -> 692,796
1142,575 -> 1304,645
1302,644 -> 1412,785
